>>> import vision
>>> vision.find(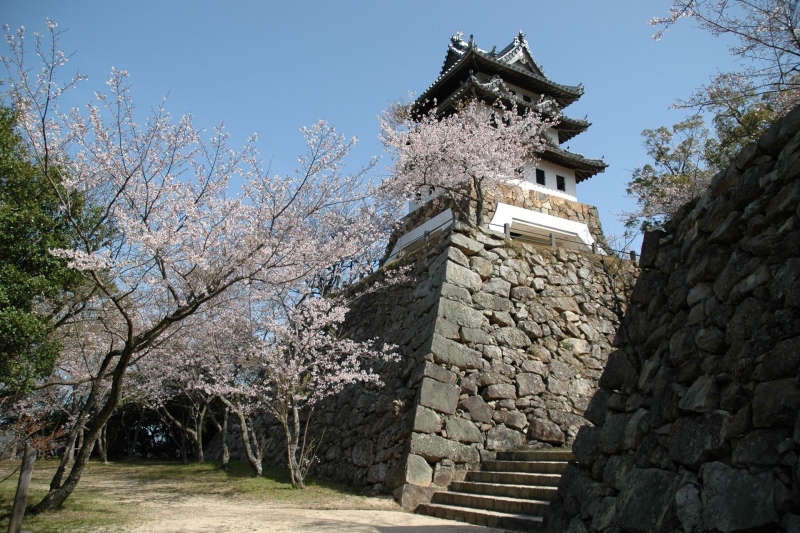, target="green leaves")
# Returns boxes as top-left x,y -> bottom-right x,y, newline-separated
0,107 -> 84,391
